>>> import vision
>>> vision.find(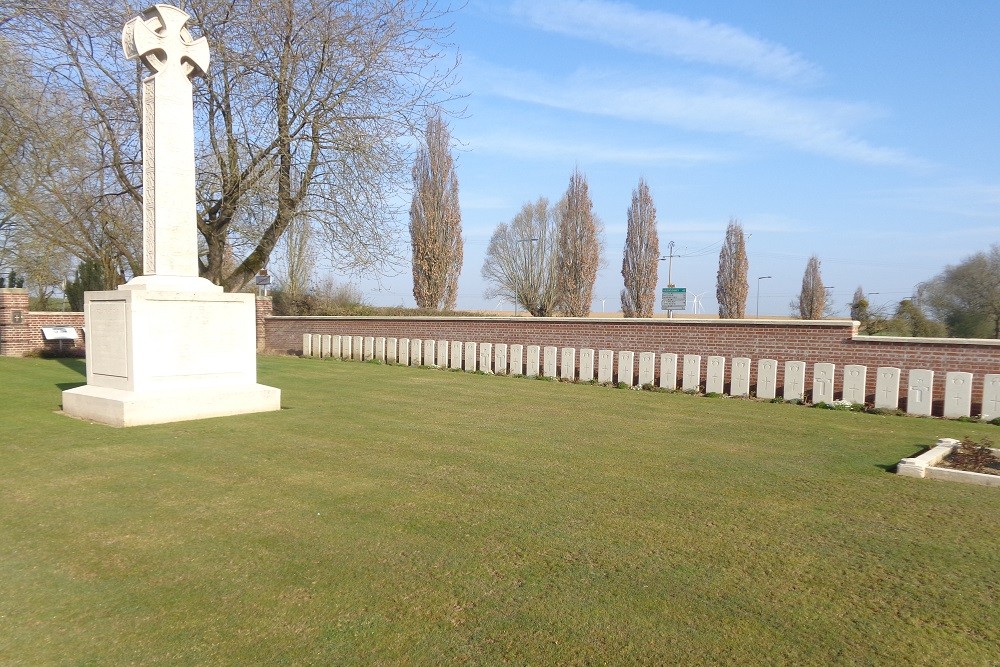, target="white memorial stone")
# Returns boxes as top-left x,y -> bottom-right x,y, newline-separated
363,337 -> 374,361
874,367 -> 900,409
682,355 -> 701,392
61,5 -> 280,425
842,365 -> 867,404
638,352 -> 655,387
494,343 -> 508,375
943,371 -> 973,418
813,363 -> 835,404
310,334 -> 322,358
410,338 -> 422,366
618,351 -> 635,386
731,357 -> 751,397
597,350 -> 614,384
756,359 -> 777,399
526,345 -> 541,376
341,335 -> 352,359
579,349 -> 595,382
906,369 -> 933,416
510,344 -> 524,375
423,339 -> 436,366
386,337 -> 397,363
331,335 -> 342,360
375,337 -> 386,362
561,348 -> 576,381
437,339 -> 449,367
659,353 -> 677,390
706,356 -> 725,394
784,361 -> 806,401
398,338 -> 410,365
352,336 -> 363,361
321,335 -> 332,358
479,343 -> 493,373
982,374 -> 1000,421
450,340 -> 463,369
302,333 -> 312,358
543,346 -> 557,378
464,342 -> 477,371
